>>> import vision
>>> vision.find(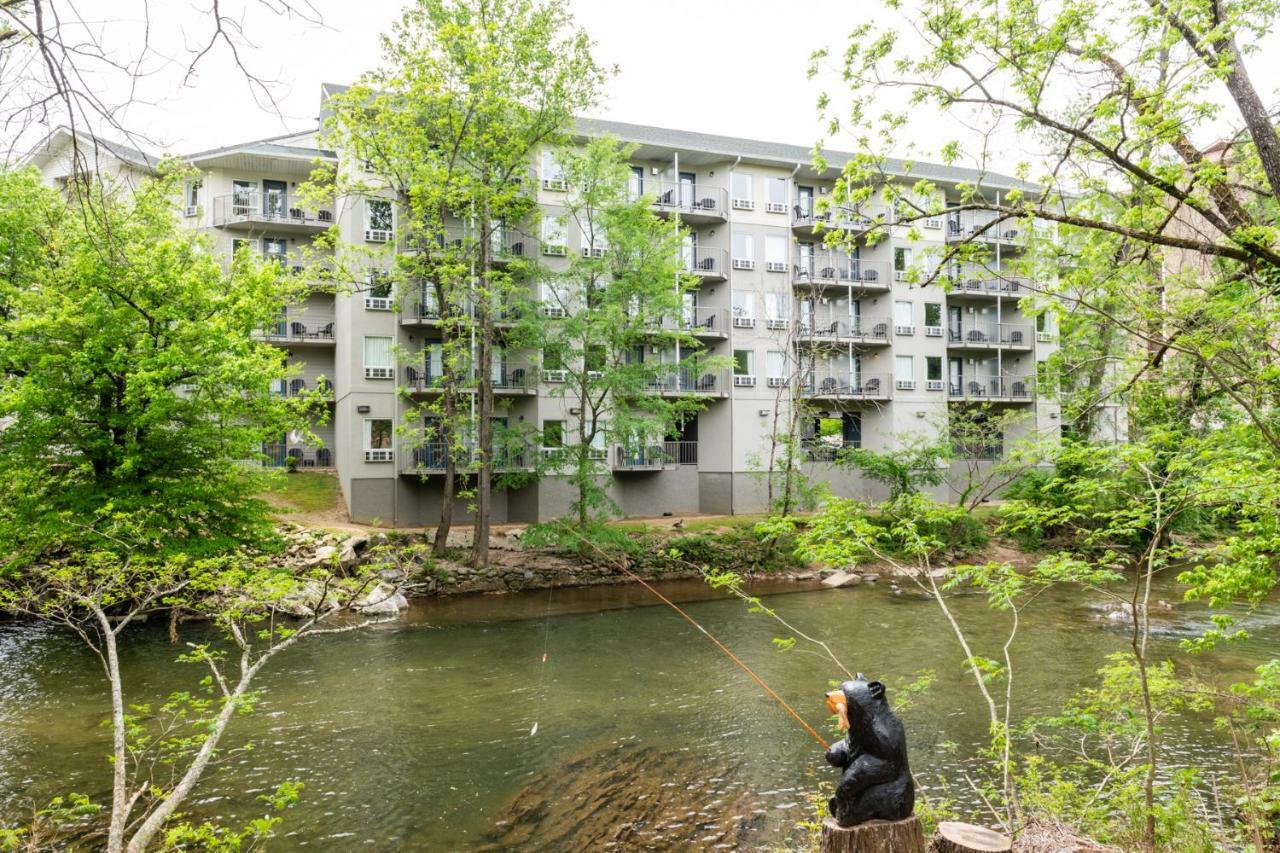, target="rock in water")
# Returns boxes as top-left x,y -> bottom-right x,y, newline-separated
822,570 -> 862,588
353,582 -> 408,615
